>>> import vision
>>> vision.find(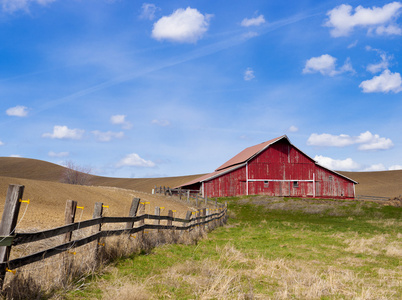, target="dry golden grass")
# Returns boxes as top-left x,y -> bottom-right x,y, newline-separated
2,157 -> 402,197
0,175 -> 192,230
